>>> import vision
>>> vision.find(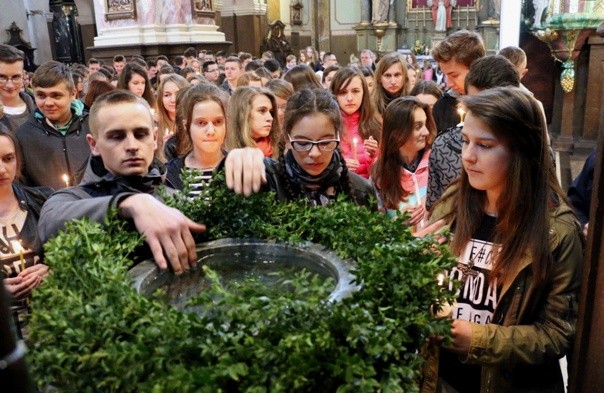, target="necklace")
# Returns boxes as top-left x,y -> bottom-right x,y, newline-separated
457,240 -> 489,285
